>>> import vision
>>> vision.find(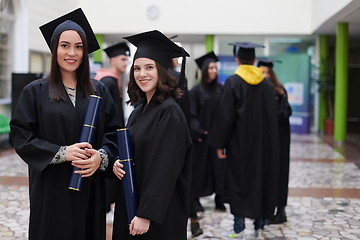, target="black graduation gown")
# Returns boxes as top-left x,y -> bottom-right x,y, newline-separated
112,96 -> 192,240
208,74 -> 280,220
276,87 -> 292,207
100,76 -> 125,127
189,83 -> 225,197
10,78 -> 121,240
100,76 -> 124,207
168,68 -> 191,124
